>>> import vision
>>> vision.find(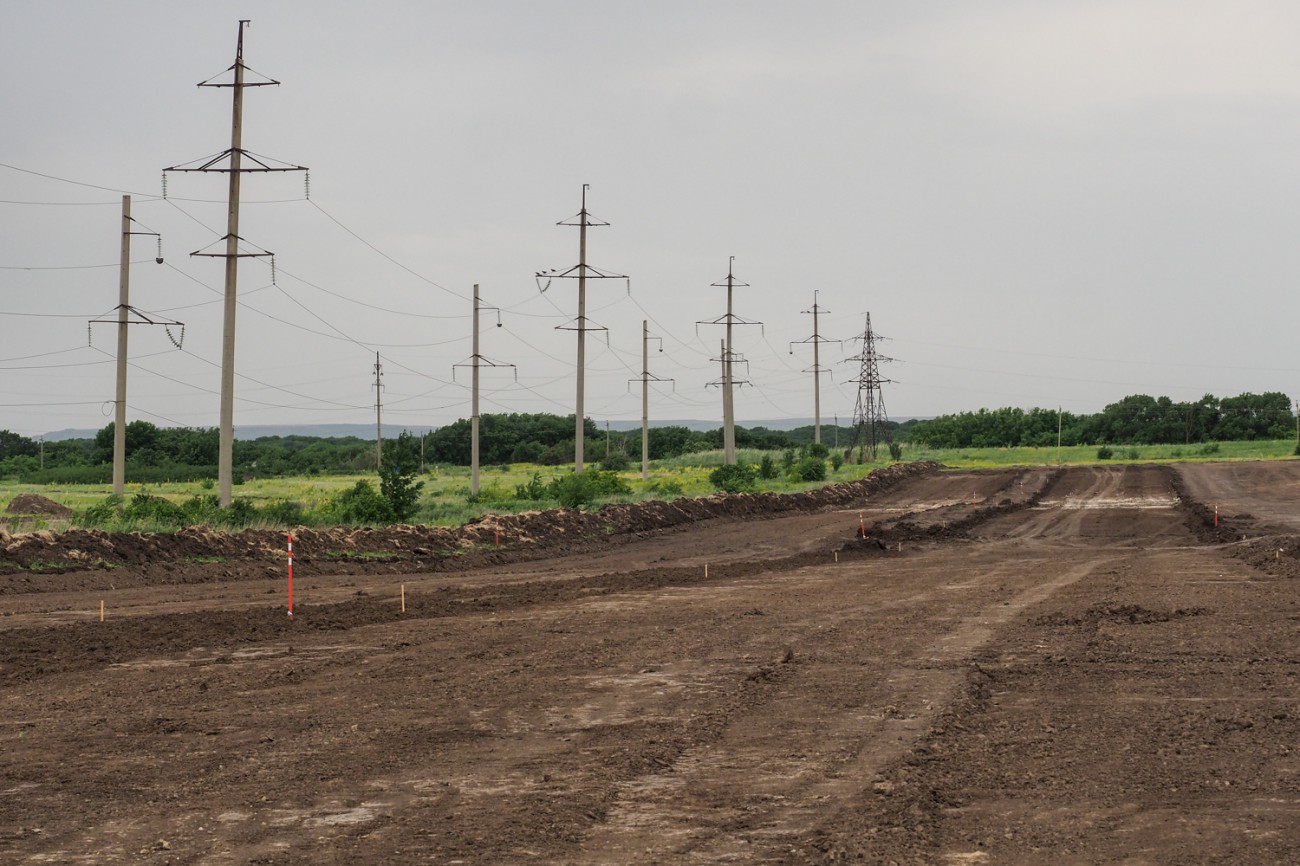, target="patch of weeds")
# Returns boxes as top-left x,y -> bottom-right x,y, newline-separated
321,549 -> 412,561
186,555 -> 227,564
23,559 -> 72,572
